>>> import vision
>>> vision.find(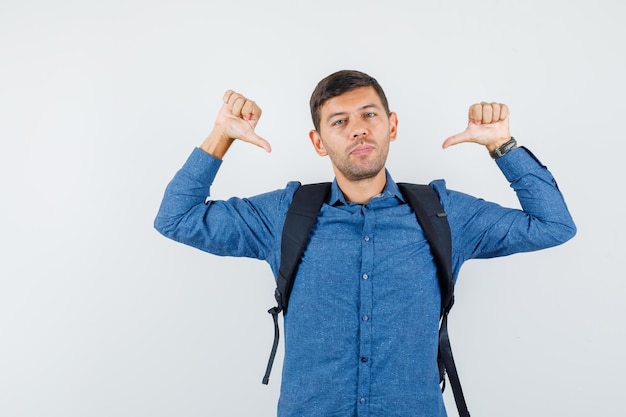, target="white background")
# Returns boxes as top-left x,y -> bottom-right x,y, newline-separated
1,1 -> 624,416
